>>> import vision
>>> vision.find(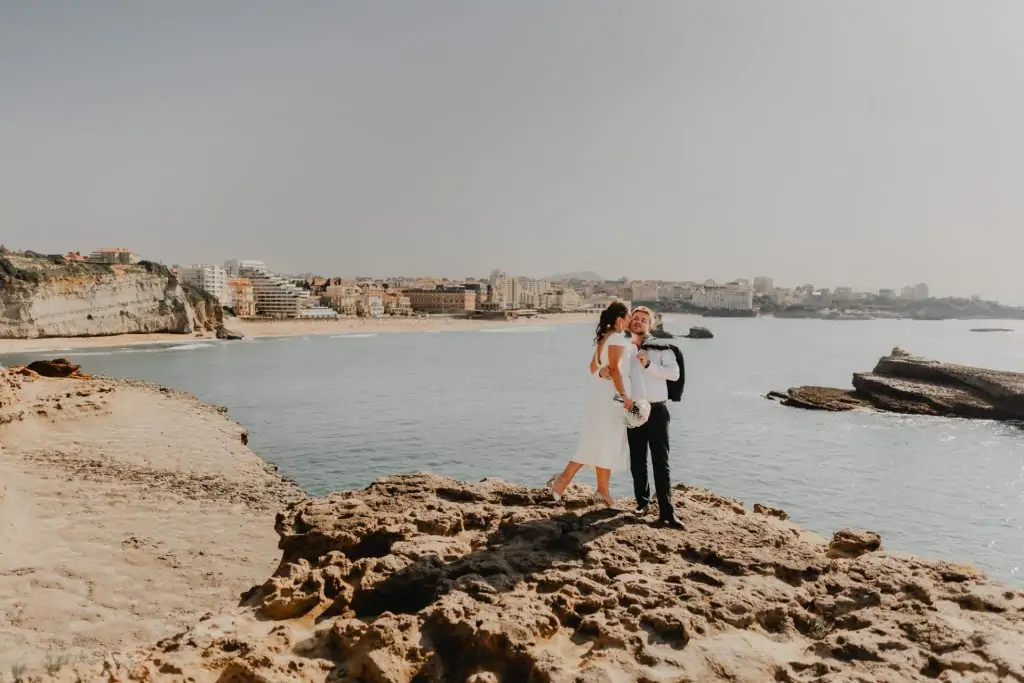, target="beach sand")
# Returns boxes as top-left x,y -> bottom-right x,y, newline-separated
0,368 -> 302,672
0,313 -> 596,355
